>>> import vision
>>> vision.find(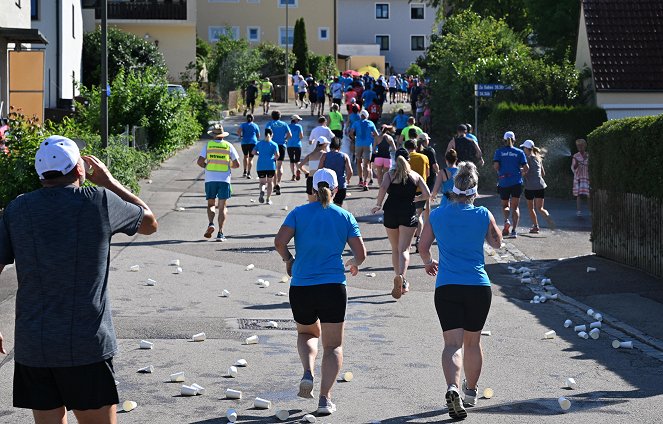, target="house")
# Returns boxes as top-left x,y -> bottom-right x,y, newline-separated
0,0 -> 48,122
196,0 -> 336,57
336,0 -> 437,74
82,0 -> 197,82
576,0 -> 663,119
32,0 -> 83,119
